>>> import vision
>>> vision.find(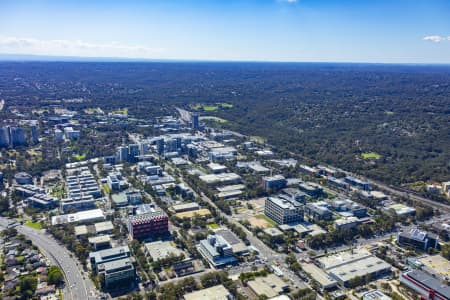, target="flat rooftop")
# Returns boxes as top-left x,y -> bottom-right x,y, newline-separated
215,228 -> 248,254
329,256 -> 391,283
94,221 -> 114,233
302,263 -> 337,289
144,241 -> 184,261
318,249 -> 373,270
216,184 -> 246,192
51,208 -> 105,225
247,274 -> 288,298
199,173 -> 241,184
418,255 -> 450,278
404,270 -> 450,299
183,284 -> 230,300
98,257 -> 133,273
172,202 -> 200,212
88,235 -> 111,244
